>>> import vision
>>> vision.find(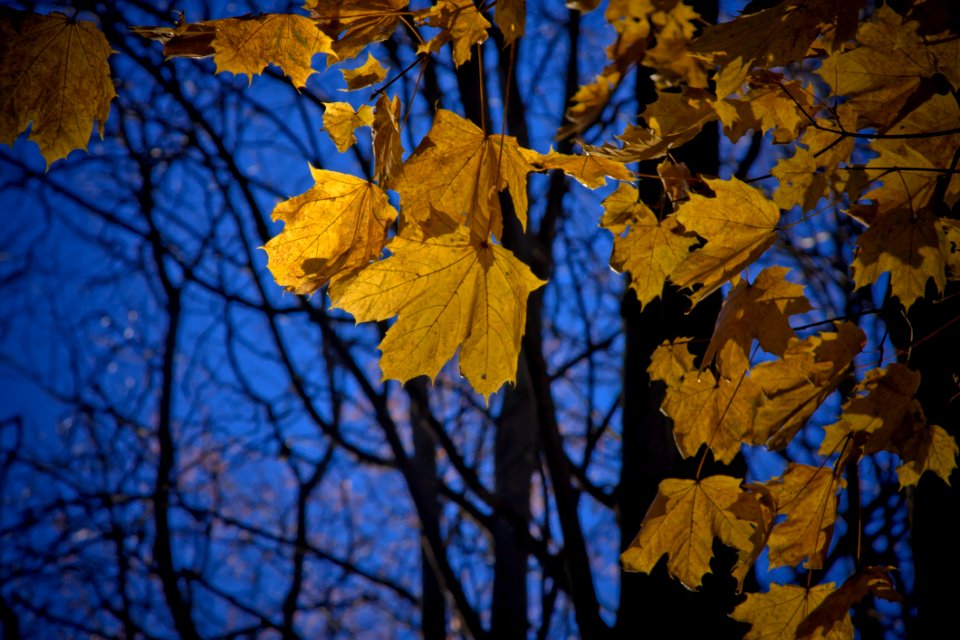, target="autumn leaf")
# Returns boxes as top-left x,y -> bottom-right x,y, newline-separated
647,338 -> 697,389
691,0 -> 863,98
621,475 -> 757,590
772,122 -> 855,212
394,109 -> 537,241
671,177 -> 781,306
557,70 -> 620,139
658,160 -> 692,205
650,341 -> 763,464
895,424 -> 958,488
732,582 -> 852,640
495,0 -> 525,45
373,94 -> 403,188
329,225 -> 545,400
715,71 -> 814,144
416,0 -> 491,67
322,102 -> 374,152
702,266 -> 812,376
340,52 -> 387,90
536,149 -> 633,189
643,0 -> 708,89
765,463 -> 841,570
601,183 -> 696,310
817,5 -> 940,131
796,567 -> 900,640
852,209 -> 945,311
209,14 -> 336,88
752,323 -> 865,449
264,167 -> 397,295
308,0 -> 408,61
0,10 -> 116,166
